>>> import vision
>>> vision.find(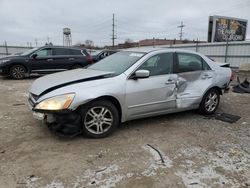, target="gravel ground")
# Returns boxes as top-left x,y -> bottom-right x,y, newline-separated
0,75 -> 250,188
